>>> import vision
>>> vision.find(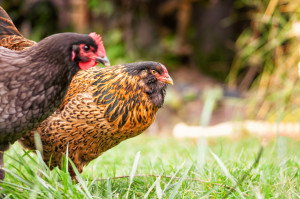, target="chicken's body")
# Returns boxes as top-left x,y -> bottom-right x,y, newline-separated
0,6 -> 109,180
20,62 -> 173,178
0,44 -> 74,144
